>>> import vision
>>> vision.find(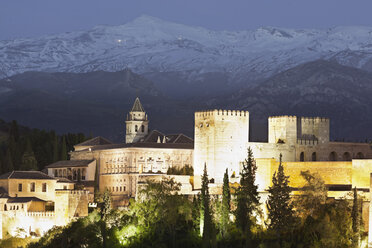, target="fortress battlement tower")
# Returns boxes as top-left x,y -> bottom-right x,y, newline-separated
268,116 -> 330,145
194,109 -> 249,187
